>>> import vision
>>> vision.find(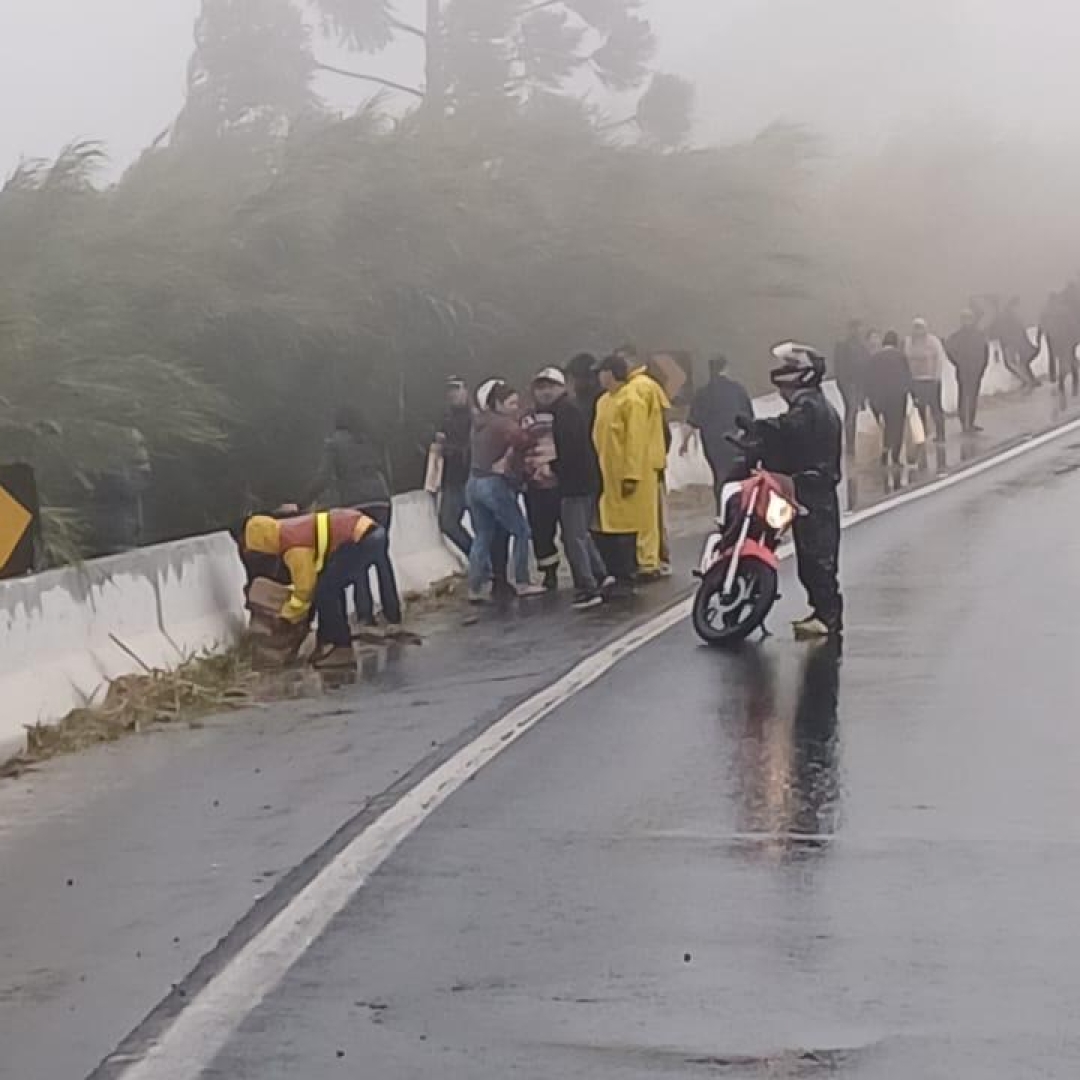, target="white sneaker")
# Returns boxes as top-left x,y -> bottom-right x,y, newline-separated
515,583 -> 547,598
